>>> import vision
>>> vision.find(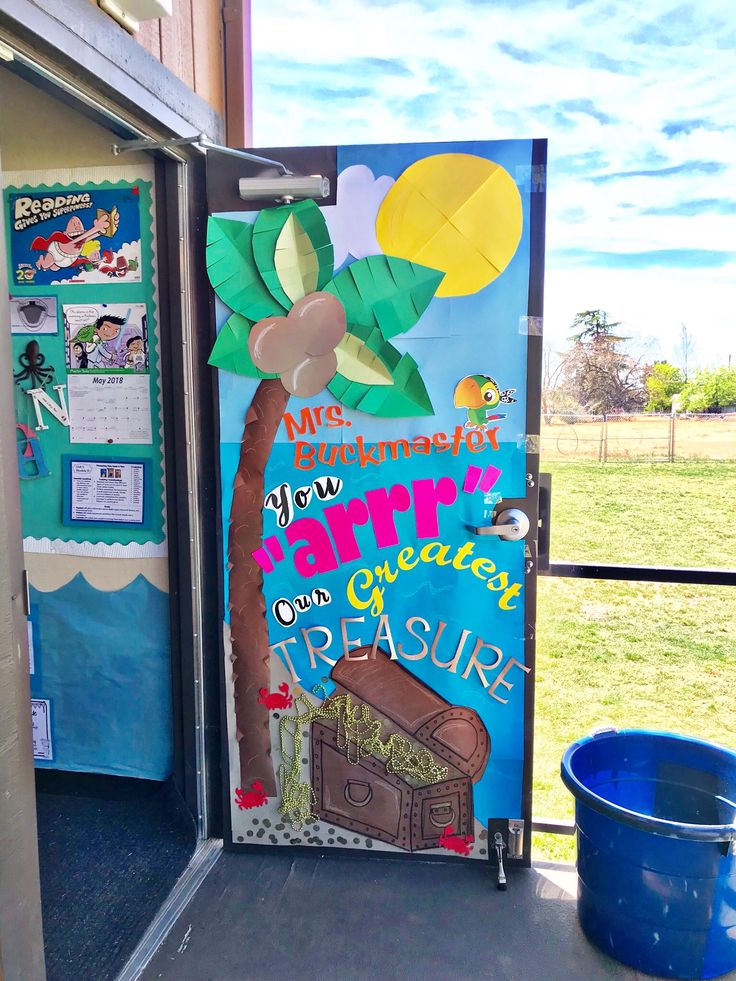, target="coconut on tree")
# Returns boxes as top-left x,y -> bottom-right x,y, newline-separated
206,199 -> 445,795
